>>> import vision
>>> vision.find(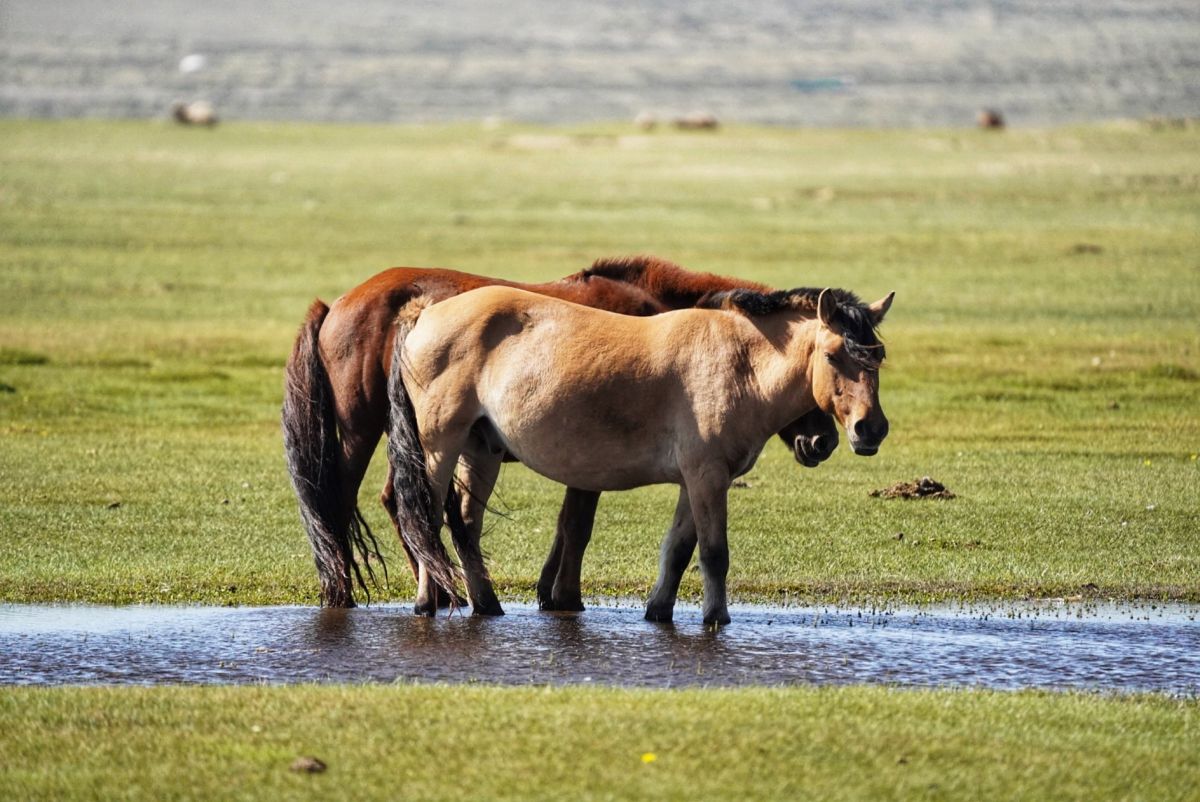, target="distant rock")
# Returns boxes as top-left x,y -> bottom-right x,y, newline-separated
172,100 -> 218,126
674,111 -> 719,130
977,108 -> 1005,129
290,756 -> 327,773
